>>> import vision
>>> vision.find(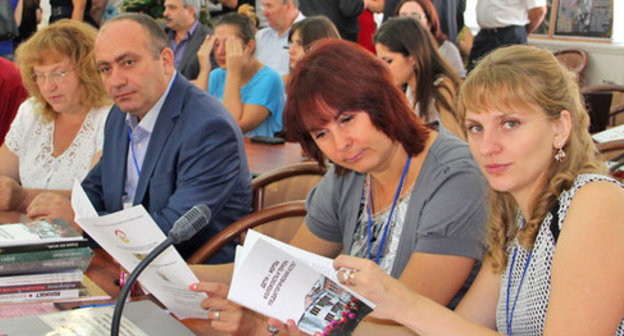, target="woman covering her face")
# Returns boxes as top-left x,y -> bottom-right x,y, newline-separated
194,13 -> 284,138
333,45 -> 624,336
0,19 -> 111,222
190,39 -> 488,335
